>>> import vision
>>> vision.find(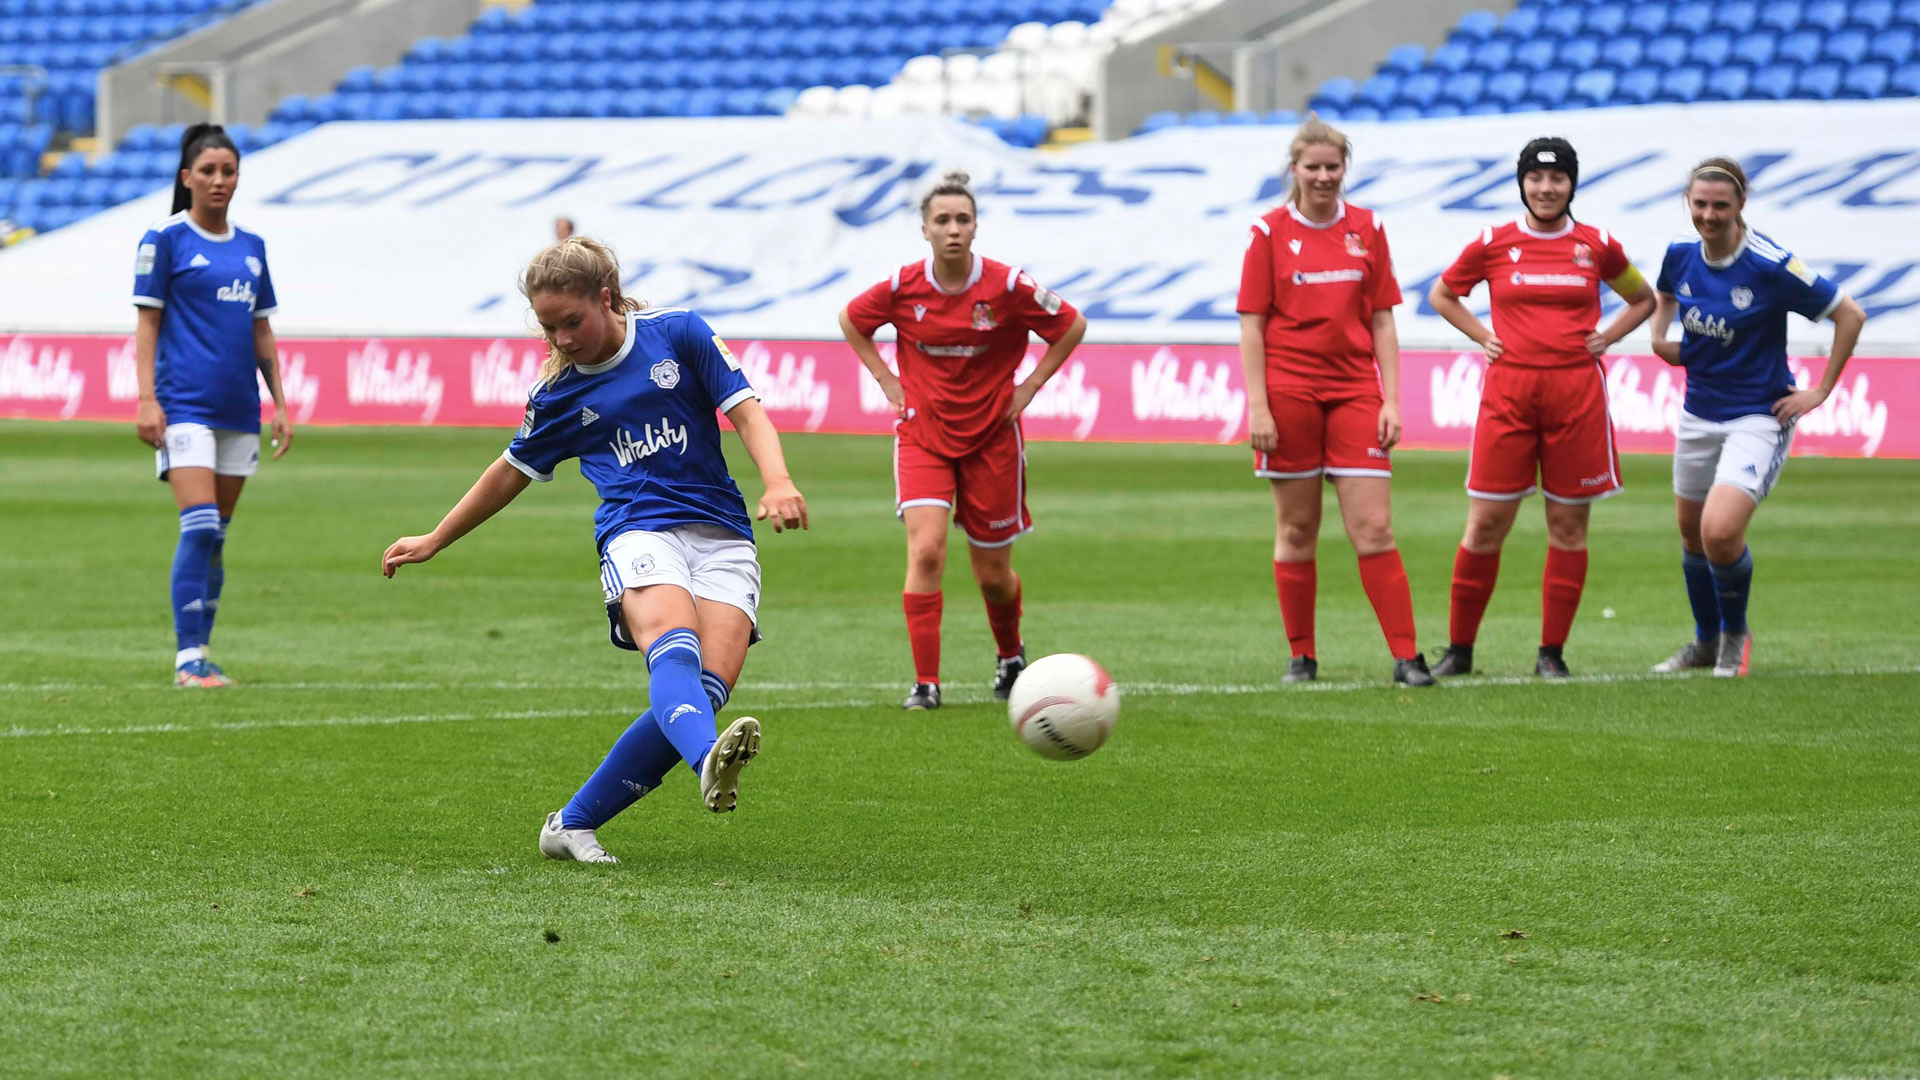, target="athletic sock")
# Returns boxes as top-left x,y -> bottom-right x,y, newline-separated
560,708 -> 678,830
170,503 -> 220,656
903,591 -> 943,684
645,628 -> 717,771
701,669 -> 732,713
1356,549 -> 1418,659
1448,546 -> 1501,647
984,577 -> 1023,659
1272,559 -> 1316,659
202,516 -> 230,641
1541,547 -> 1589,650
1681,548 -> 1720,642
1711,547 -> 1754,634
